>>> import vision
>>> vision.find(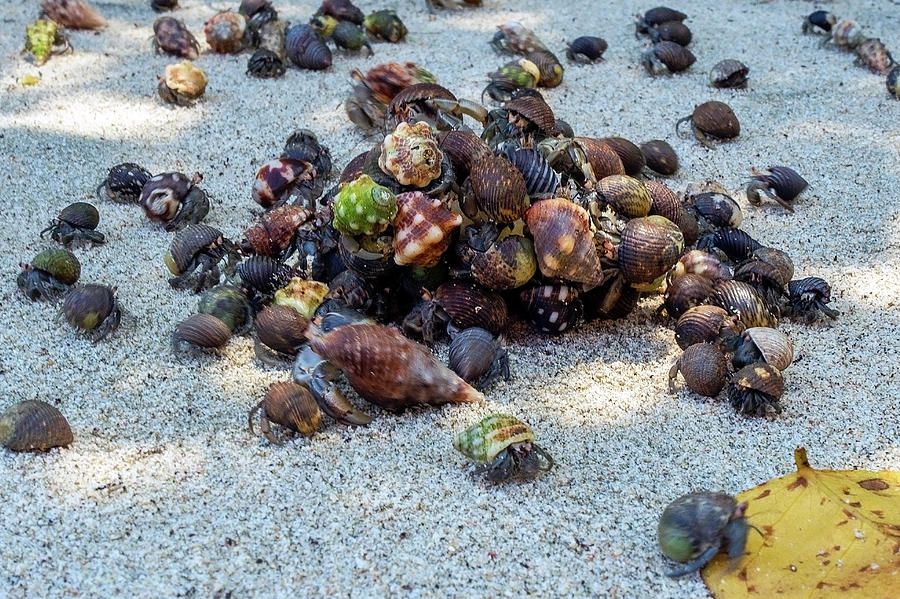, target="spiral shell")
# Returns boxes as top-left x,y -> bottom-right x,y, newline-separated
165,224 -> 224,275
252,158 -> 314,209
318,0 -> 364,25
527,50 -> 564,87
525,199 -> 605,289
378,122 -> 444,188
453,414 -> 534,464
669,343 -> 728,397
140,172 -> 193,222
599,137 -> 645,177
332,175 -> 397,236
521,284 -> 583,333
1,400 -> 73,452
391,192 -> 461,267
238,255 -> 294,295
274,278 -> 329,320
687,101 -> 740,140
471,235 -> 537,290
506,95 -> 557,138
649,21 -> 692,46
711,280 -> 777,328
598,174 -> 652,218
638,7 -> 687,32
664,273 -> 714,319
466,155 -> 529,223
448,327 -> 505,384
617,215 -> 684,284
250,382 -> 321,442
574,137 -> 626,180
504,148 -> 558,198
492,21 -> 548,54
204,10 -> 246,54
40,0 -> 105,30
435,280 -> 508,335
242,205 -> 312,258
158,61 -> 207,106
363,9 -> 407,42
671,250 -> 732,285
643,41 -> 696,75
641,140 -> 679,175
674,305 -> 742,350
54,201 -> 100,231
709,59 -> 749,89
198,285 -> 251,333
153,17 -> 199,60
285,24 -> 332,70
173,313 -> 231,349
